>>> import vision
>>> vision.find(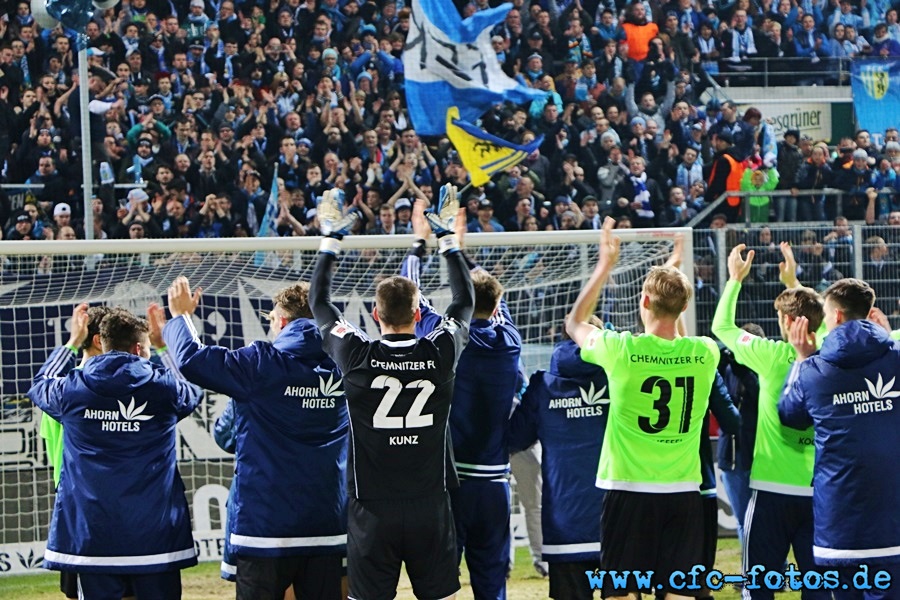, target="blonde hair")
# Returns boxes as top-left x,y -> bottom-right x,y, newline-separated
642,266 -> 692,318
